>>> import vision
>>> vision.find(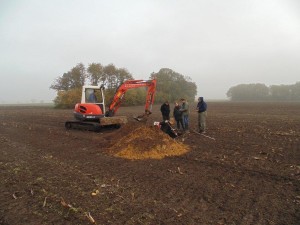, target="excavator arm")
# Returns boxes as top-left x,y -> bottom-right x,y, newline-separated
105,79 -> 157,118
